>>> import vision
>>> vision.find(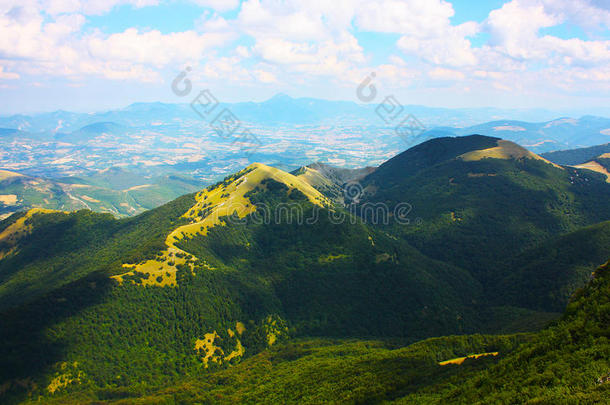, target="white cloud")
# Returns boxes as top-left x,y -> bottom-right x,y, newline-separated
0,1 -> 235,82
1,0 -> 609,104
254,69 -> 277,83
484,0 -> 610,66
486,0 -> 560,59
355,0 -> 454,37
428,67 -> 465,81
354,0 -> 480,68
234,0 -> 366,82
397,22 -> 479,67
87,28 -> 232,66
540,0 -> 610,30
